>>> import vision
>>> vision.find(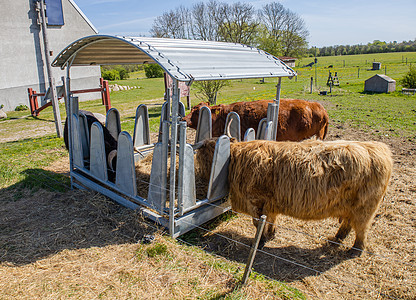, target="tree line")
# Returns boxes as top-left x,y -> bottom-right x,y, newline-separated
150,1 -> 309,58
309,39 -> 416,57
